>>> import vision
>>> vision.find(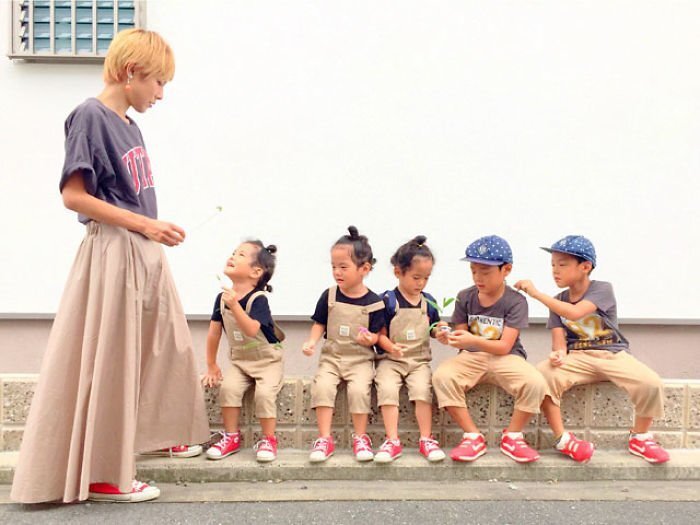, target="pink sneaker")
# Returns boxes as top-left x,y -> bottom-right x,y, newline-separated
205,431 -> 241,460
556,432 -> 595,463
500,431 -> 540,463
309,436 -> 335,463
450,433 -> 487,462
373,439 -> 402,463
141,444 -> 203,458
419,436 -> 446,462
628,433 -> 670,464
255,435 -> 278,463
88,480 -> 160,503
352,433 -> 374,462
